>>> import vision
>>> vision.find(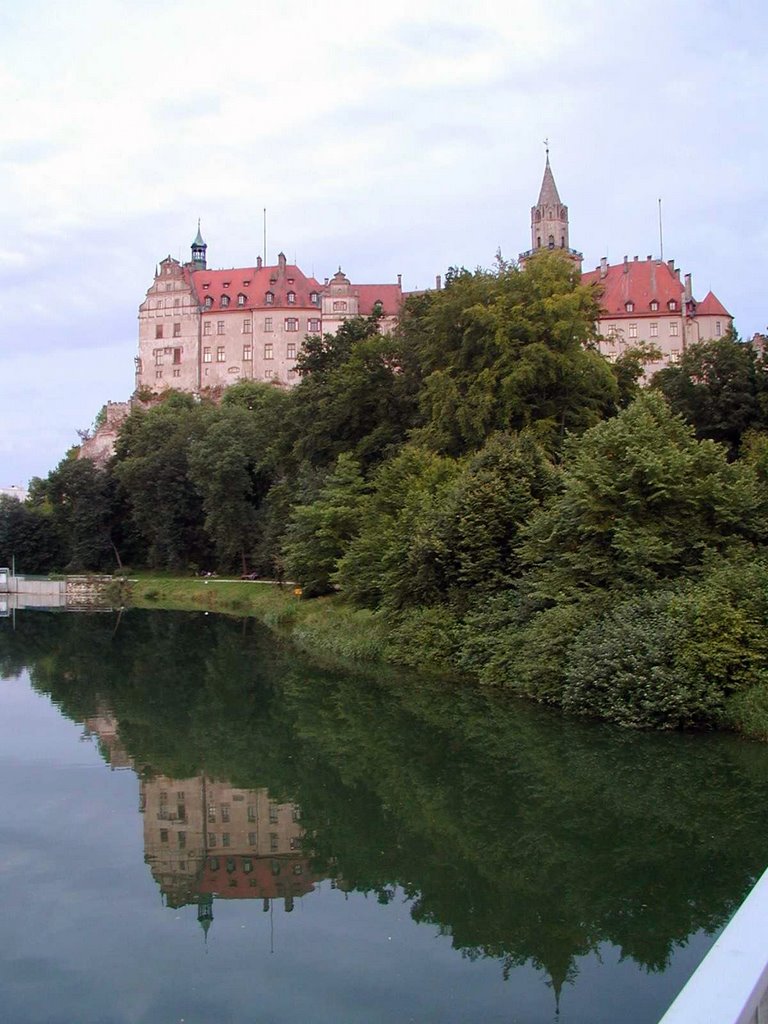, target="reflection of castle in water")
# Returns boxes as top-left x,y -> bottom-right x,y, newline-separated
84,711 -> 330,934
